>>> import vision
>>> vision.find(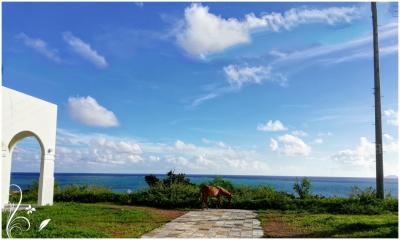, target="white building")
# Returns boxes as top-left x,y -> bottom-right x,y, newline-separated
1,86 -> 57,207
